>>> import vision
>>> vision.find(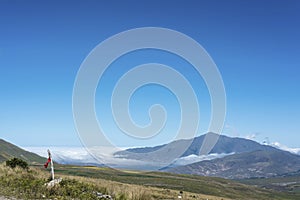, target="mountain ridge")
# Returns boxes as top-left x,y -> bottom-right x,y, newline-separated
114,133 -> 300,178
0,138 -> 45,164
115,133 -> 278,162
164,149 -> 300,179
